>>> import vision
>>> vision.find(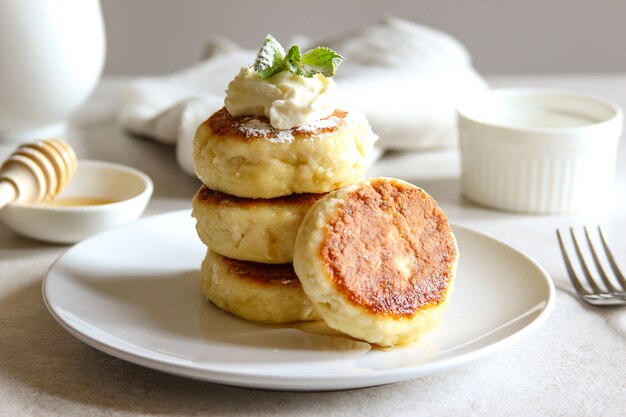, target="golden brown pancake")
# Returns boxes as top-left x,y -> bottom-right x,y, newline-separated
192,185 -> 326,263
192,107 -> 378,199
201,249 -> 321,324
293,177 -> 458,346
